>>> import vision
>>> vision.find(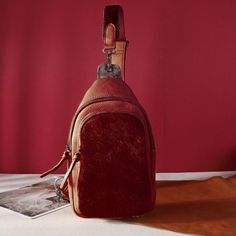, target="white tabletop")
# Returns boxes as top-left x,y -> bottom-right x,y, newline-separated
0,174 -> 189,236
